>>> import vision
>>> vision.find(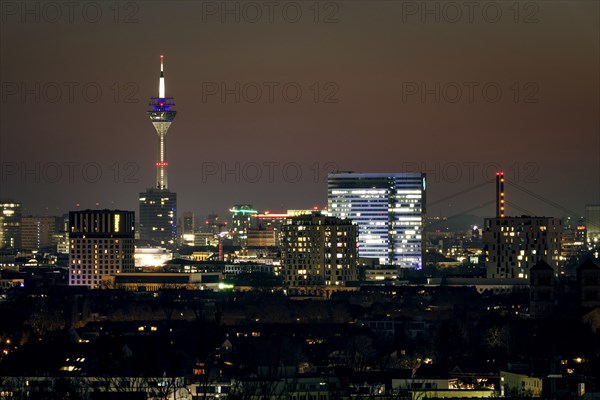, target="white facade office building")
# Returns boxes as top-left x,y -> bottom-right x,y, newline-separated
328,173 -> 426,268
